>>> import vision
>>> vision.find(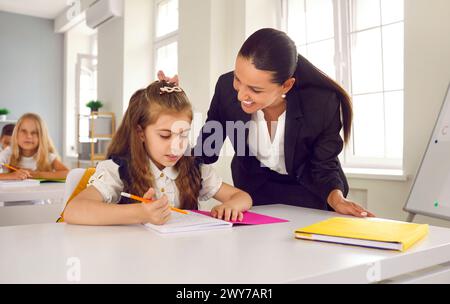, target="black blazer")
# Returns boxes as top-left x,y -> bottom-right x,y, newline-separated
194,71 -> 349,208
